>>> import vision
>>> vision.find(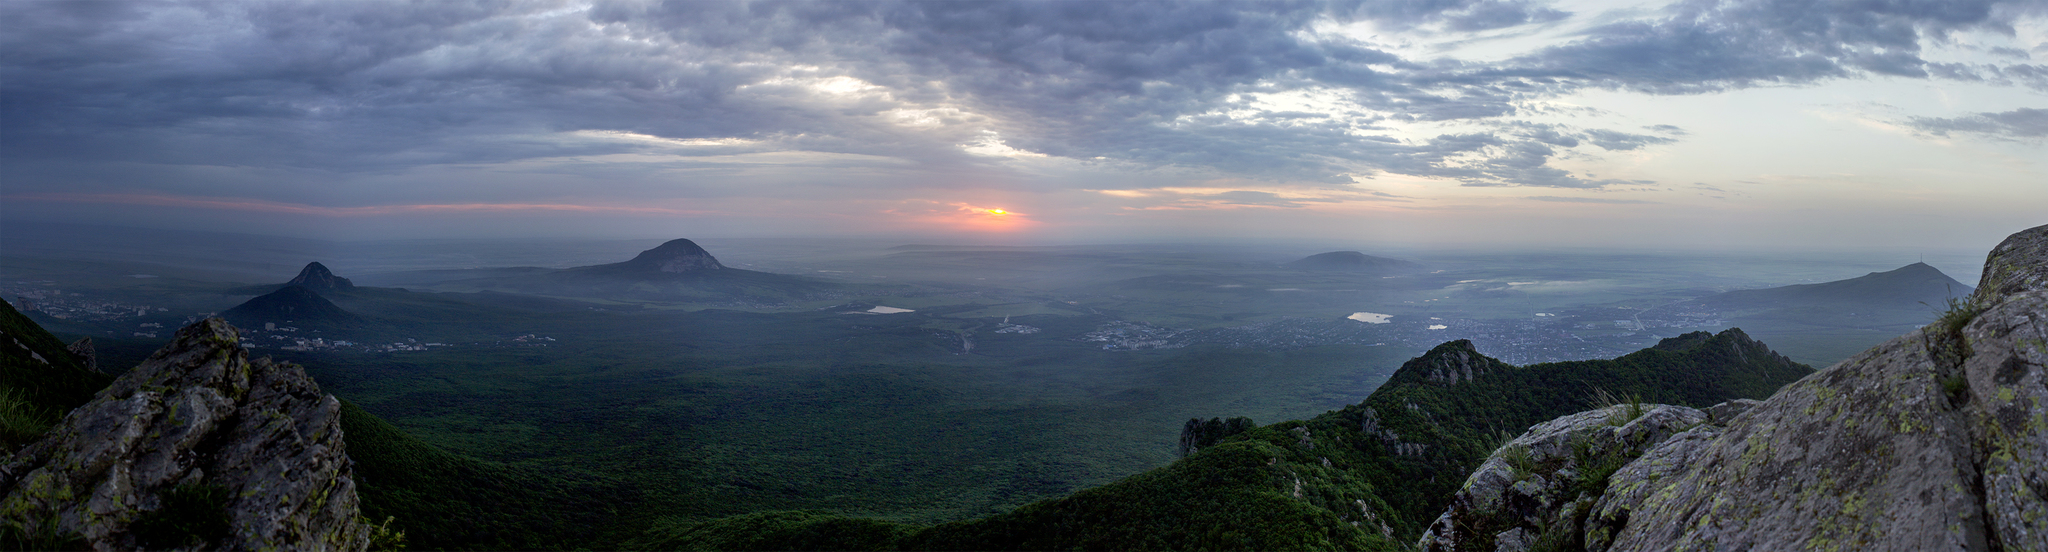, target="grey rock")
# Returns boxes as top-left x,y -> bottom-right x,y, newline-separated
0,318 -> 369,551
1417,404 -> 1706,551
1585,224 -> 2048,551
1422,223 -> 2048,552
1703,398 -> 1759,424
